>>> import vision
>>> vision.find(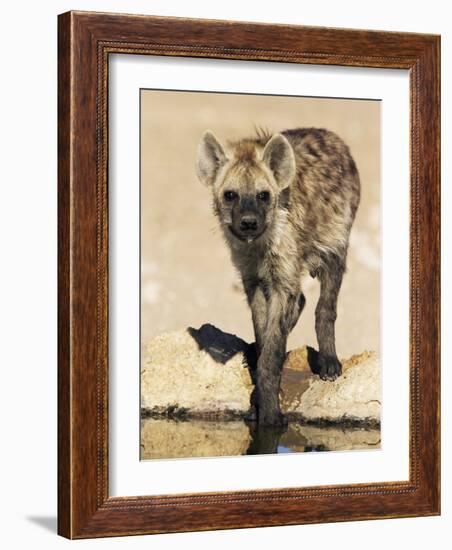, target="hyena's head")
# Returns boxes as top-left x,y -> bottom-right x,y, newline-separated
196,131 -> 296,244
